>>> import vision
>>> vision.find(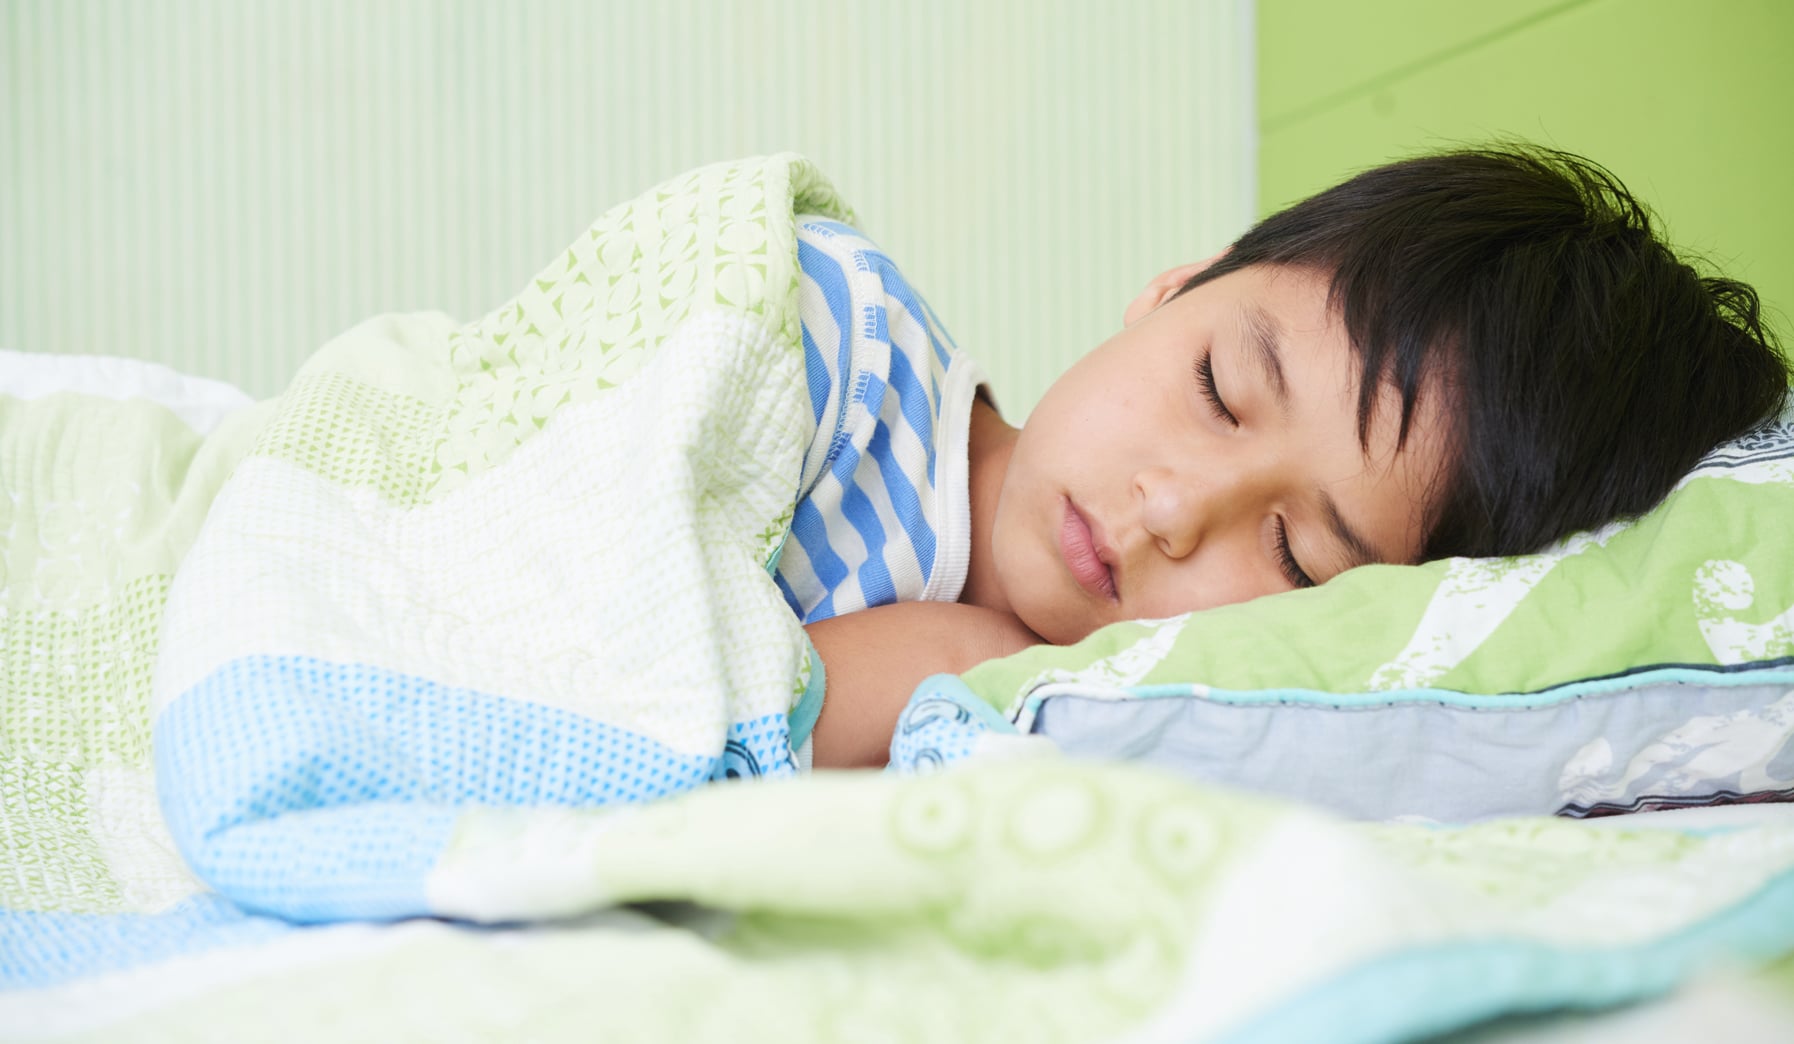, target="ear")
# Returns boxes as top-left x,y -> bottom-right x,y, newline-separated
1123,254 -> 1228,327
